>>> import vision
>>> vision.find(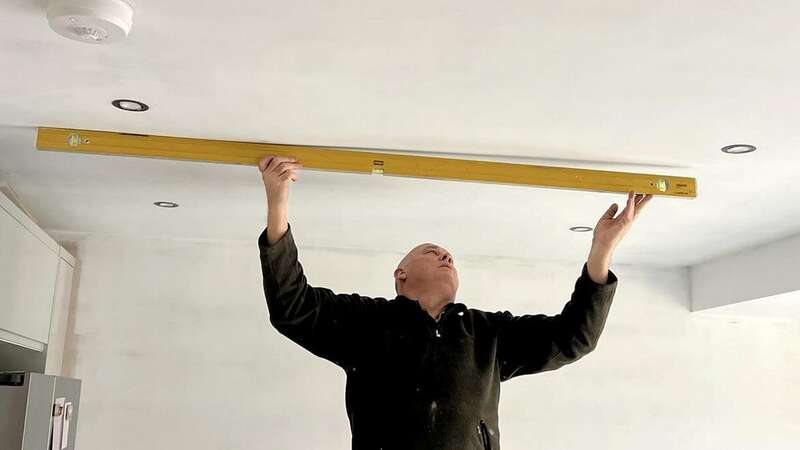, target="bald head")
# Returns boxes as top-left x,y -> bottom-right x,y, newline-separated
396,243 -> 434,271
394,242 -> 459,307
